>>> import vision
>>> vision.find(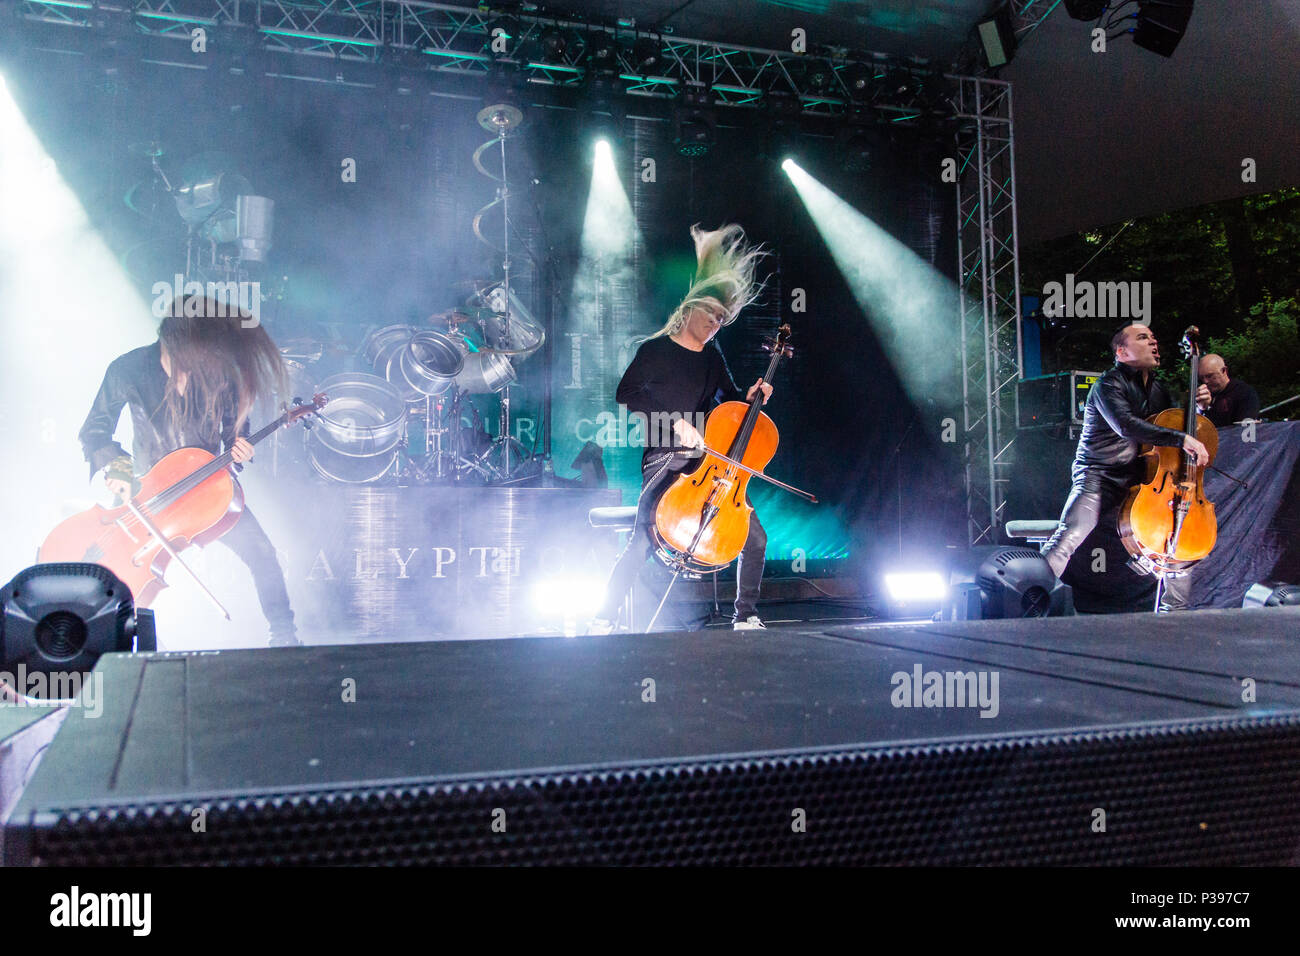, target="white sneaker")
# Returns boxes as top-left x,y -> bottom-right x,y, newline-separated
585,618 -> 616,635
733,615 -> 766,631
